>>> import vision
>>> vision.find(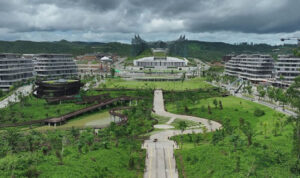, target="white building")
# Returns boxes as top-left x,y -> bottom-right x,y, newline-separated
0,53 -> 34,91
275,55 -> 300,85
134,56 -> 187,68
34,54 -> 78,80
225,54 -> 274,82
